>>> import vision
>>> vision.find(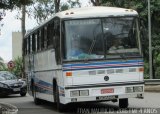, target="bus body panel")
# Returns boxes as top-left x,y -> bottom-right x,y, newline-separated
23,7 -> 144,107
26,49 -> 64,102
63,60 -> 143,86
